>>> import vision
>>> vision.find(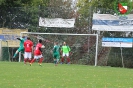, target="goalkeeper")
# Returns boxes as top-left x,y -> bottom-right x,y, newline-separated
13,36 -> 25,59
53,42 -> 60,66
60,41 -> 71,64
